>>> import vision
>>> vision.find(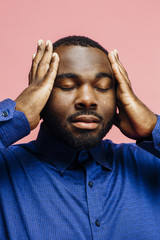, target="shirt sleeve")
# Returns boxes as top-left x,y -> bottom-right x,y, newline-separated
0,99 -> 30,149
137,115 -> 160,158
